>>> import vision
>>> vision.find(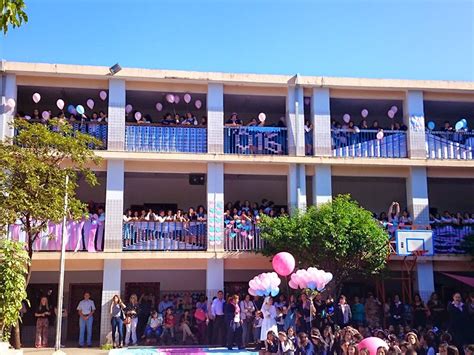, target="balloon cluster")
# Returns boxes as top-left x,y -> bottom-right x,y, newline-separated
288,267 -> 333,292
248,272 -> 281,297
